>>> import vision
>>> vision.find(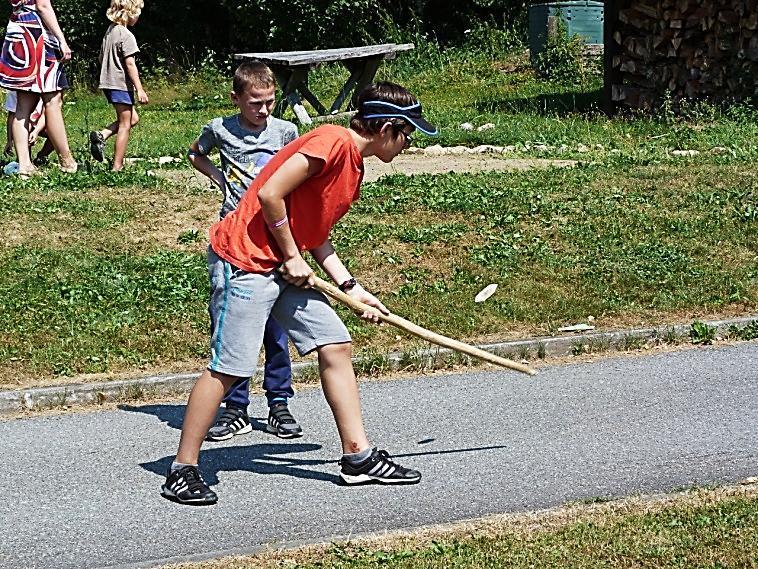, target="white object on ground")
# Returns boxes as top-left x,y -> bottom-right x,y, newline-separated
671,149 -> 700,157
158,156 -> 180,165
476,123 -> 495,132
459,122 -> 474,131
558,323 -> 596,332
474,283 -> 498,303
3,161 -> 19,175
